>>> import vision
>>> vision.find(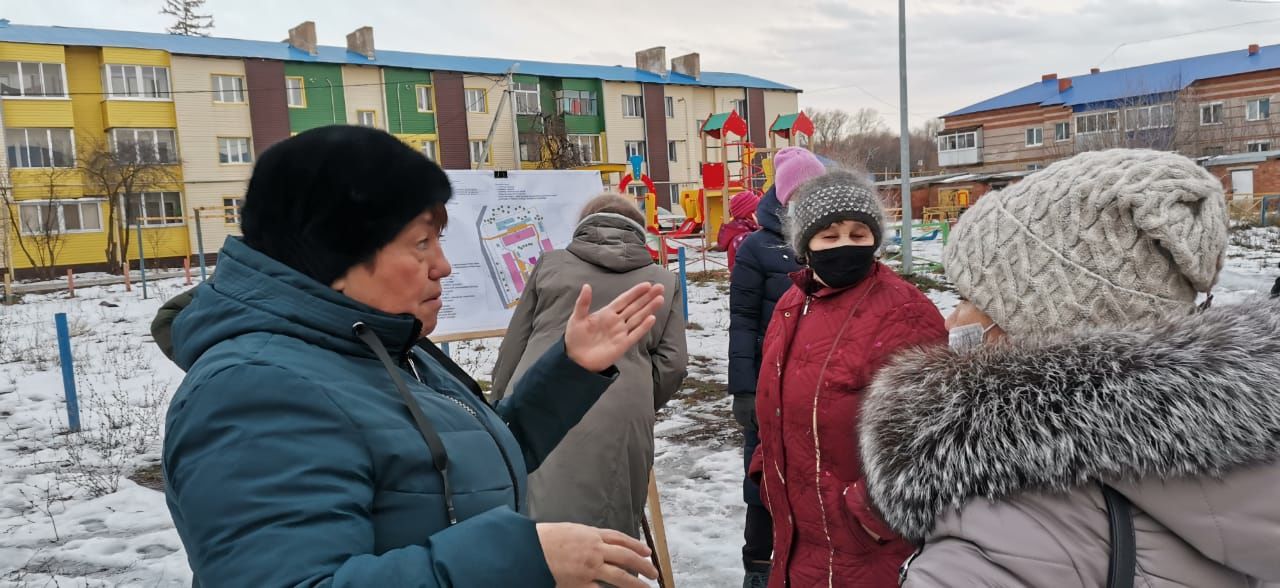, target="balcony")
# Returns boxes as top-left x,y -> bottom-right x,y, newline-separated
937,128 -> 983,167
939,147 -> 982,167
